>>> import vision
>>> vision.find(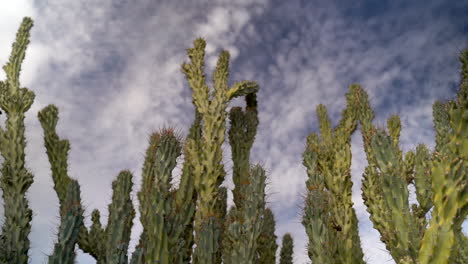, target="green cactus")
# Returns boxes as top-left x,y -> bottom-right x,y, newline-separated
279,233 -> 294,264
180,37 -> 259,264
302,85 -> 365,263
352,48 -> 467,264
229,93 -> 259,210
0,17 -> 35,264
256,207 -> 278,264
47,179 -> 84,264
222,91 -> 272,264
0,16 -> 271,264
222,165 -> 267,264
418,50 -> 468,264
38,102 -> 136,264
213,187 -> 228,264
302,132 -> 340,263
